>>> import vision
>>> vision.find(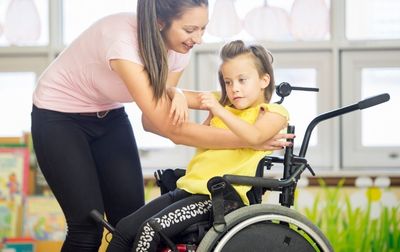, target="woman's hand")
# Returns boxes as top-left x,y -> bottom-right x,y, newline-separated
252,133 -> 295,151
168,87 -> 189,125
